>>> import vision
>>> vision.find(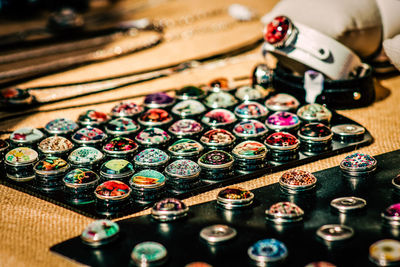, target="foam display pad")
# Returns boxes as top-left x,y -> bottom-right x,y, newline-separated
50,147 -> 400,267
